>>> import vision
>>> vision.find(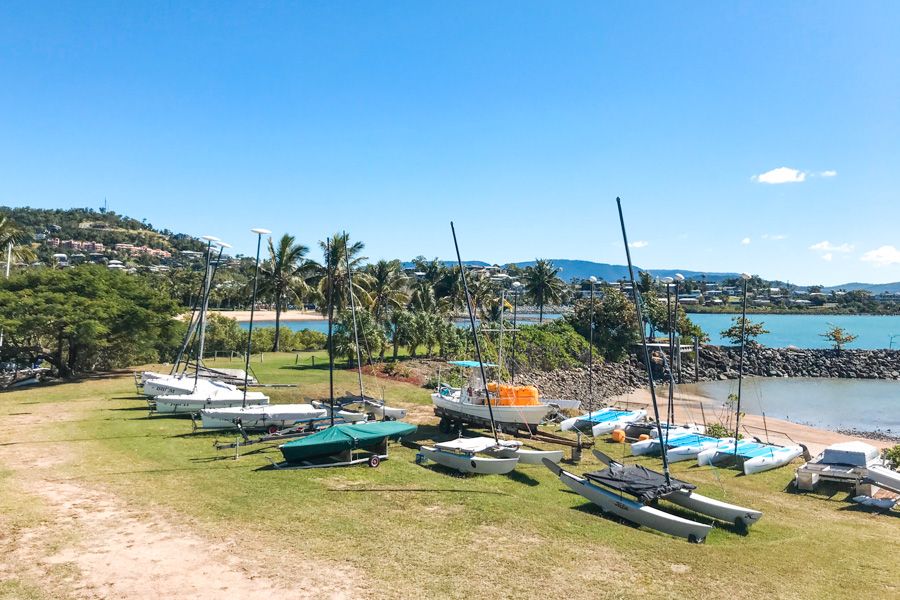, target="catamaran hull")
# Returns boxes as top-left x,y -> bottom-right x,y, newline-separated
154,394 -> 270,414
199,405 -> 327,430
665,440 -> 722,462
590,411 -> 647,437
419,446 -> 519,475
543,460 -> 711,542
431,394 -> 551,428
743,445 -> 804,475
665,489 -> 763,528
